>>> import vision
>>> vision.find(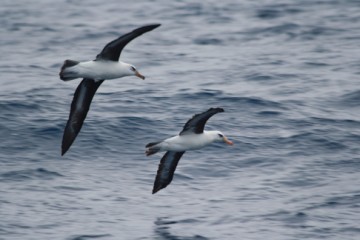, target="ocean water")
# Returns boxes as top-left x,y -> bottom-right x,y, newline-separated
1,0 -> 359,239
